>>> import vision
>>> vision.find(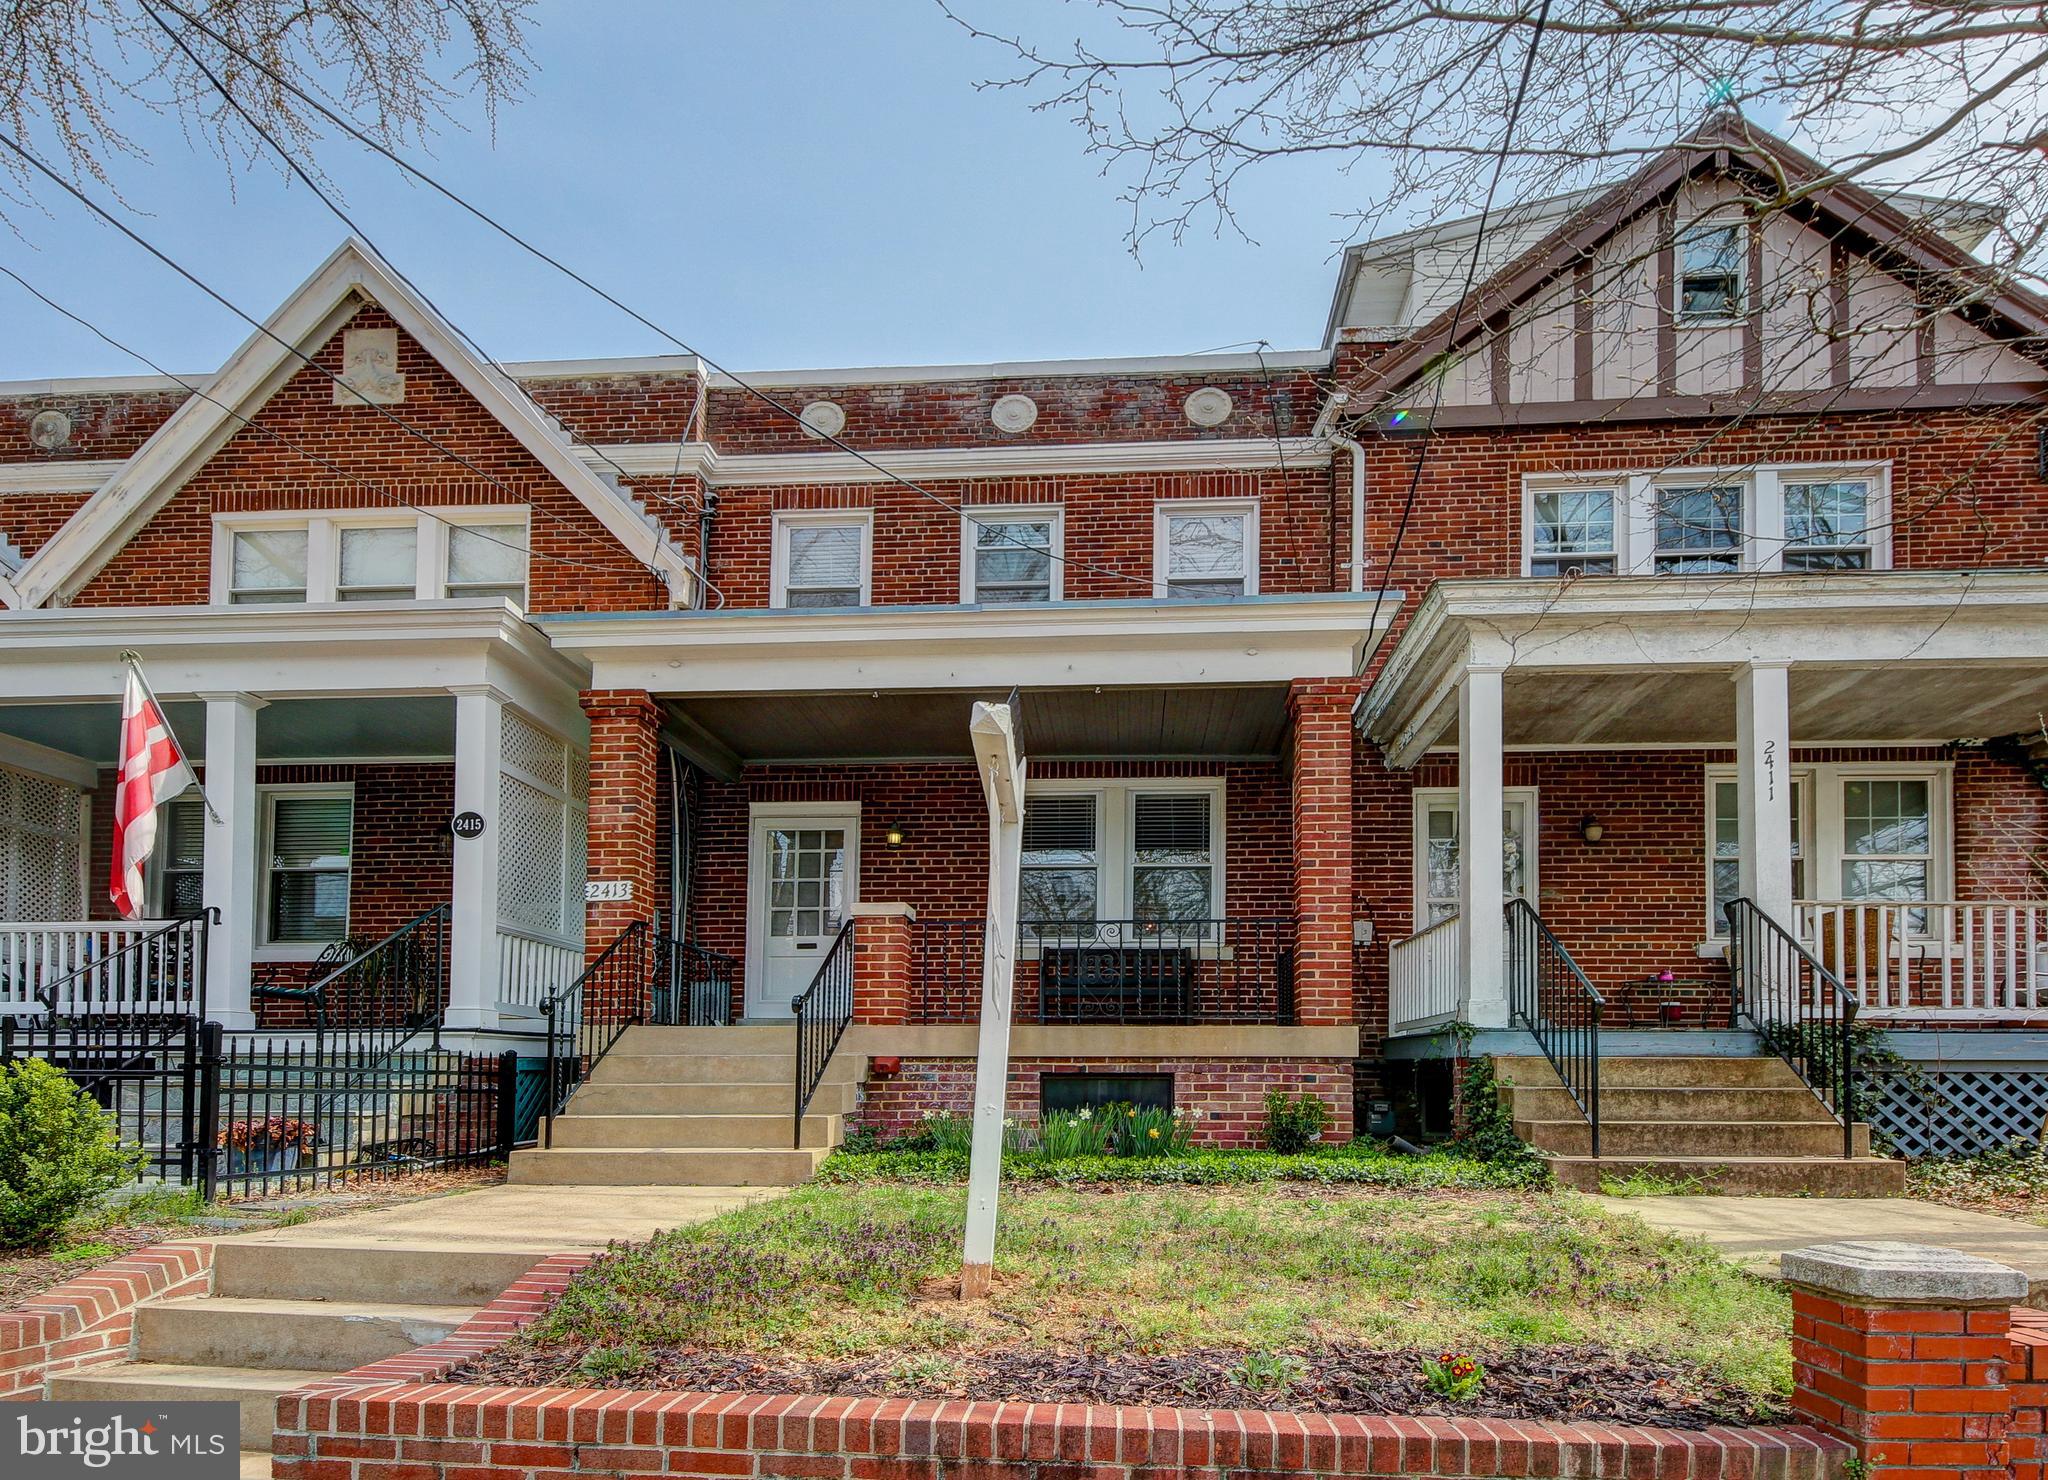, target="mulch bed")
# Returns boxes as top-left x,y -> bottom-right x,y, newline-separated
0,1223 -> 175,1309
452,1342 -> 1783,1429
